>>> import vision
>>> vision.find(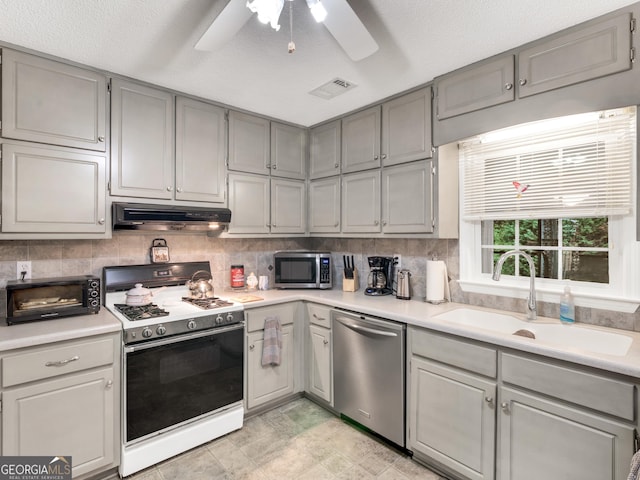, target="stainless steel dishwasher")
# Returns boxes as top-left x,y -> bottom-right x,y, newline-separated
332,309 -> 406,448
